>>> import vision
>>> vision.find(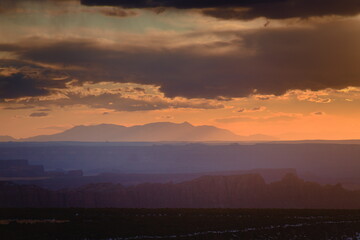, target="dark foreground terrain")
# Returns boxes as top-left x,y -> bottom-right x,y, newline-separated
0,209 -> 359,240
2,173 -> 360,208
